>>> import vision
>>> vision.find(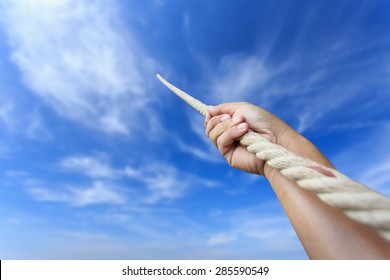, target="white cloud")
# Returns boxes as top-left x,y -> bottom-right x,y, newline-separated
332,124 -> 390,197
125,162 -> 213,203
205,52 -> 356,134
0,100 -> 14,128
177,112 -> 225,163
70,181 -> 125,206
4,170 -> 29,178
206,202 -> 306,257
175,134 -> 224,163
0,0 -> 158,134
137,164 -> 190,203
26,109 -> 52,141
207,232 -> 236,245
359,161 -> 390,197
30,181 -> 125,207
59,154 -> 219,203
209,54 -> 271,104
58,230 -> 111,241
1,70 -> 54,140
201,21 -> 390,134
60,155 -> 117,178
